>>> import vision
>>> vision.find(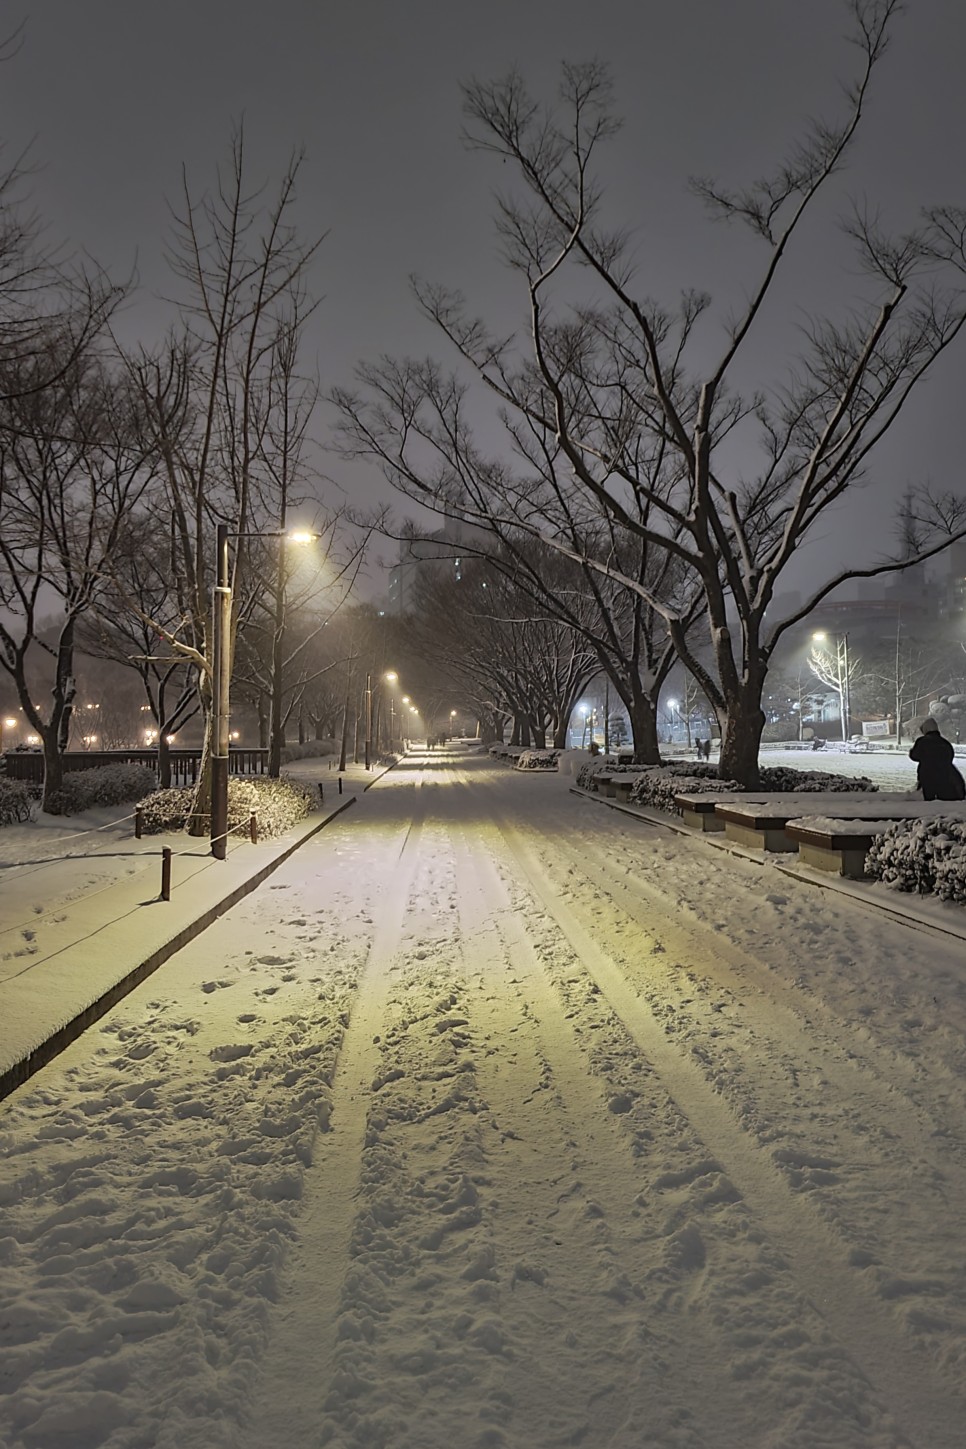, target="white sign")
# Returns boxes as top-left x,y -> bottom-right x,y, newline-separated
862,719 -> 890,737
